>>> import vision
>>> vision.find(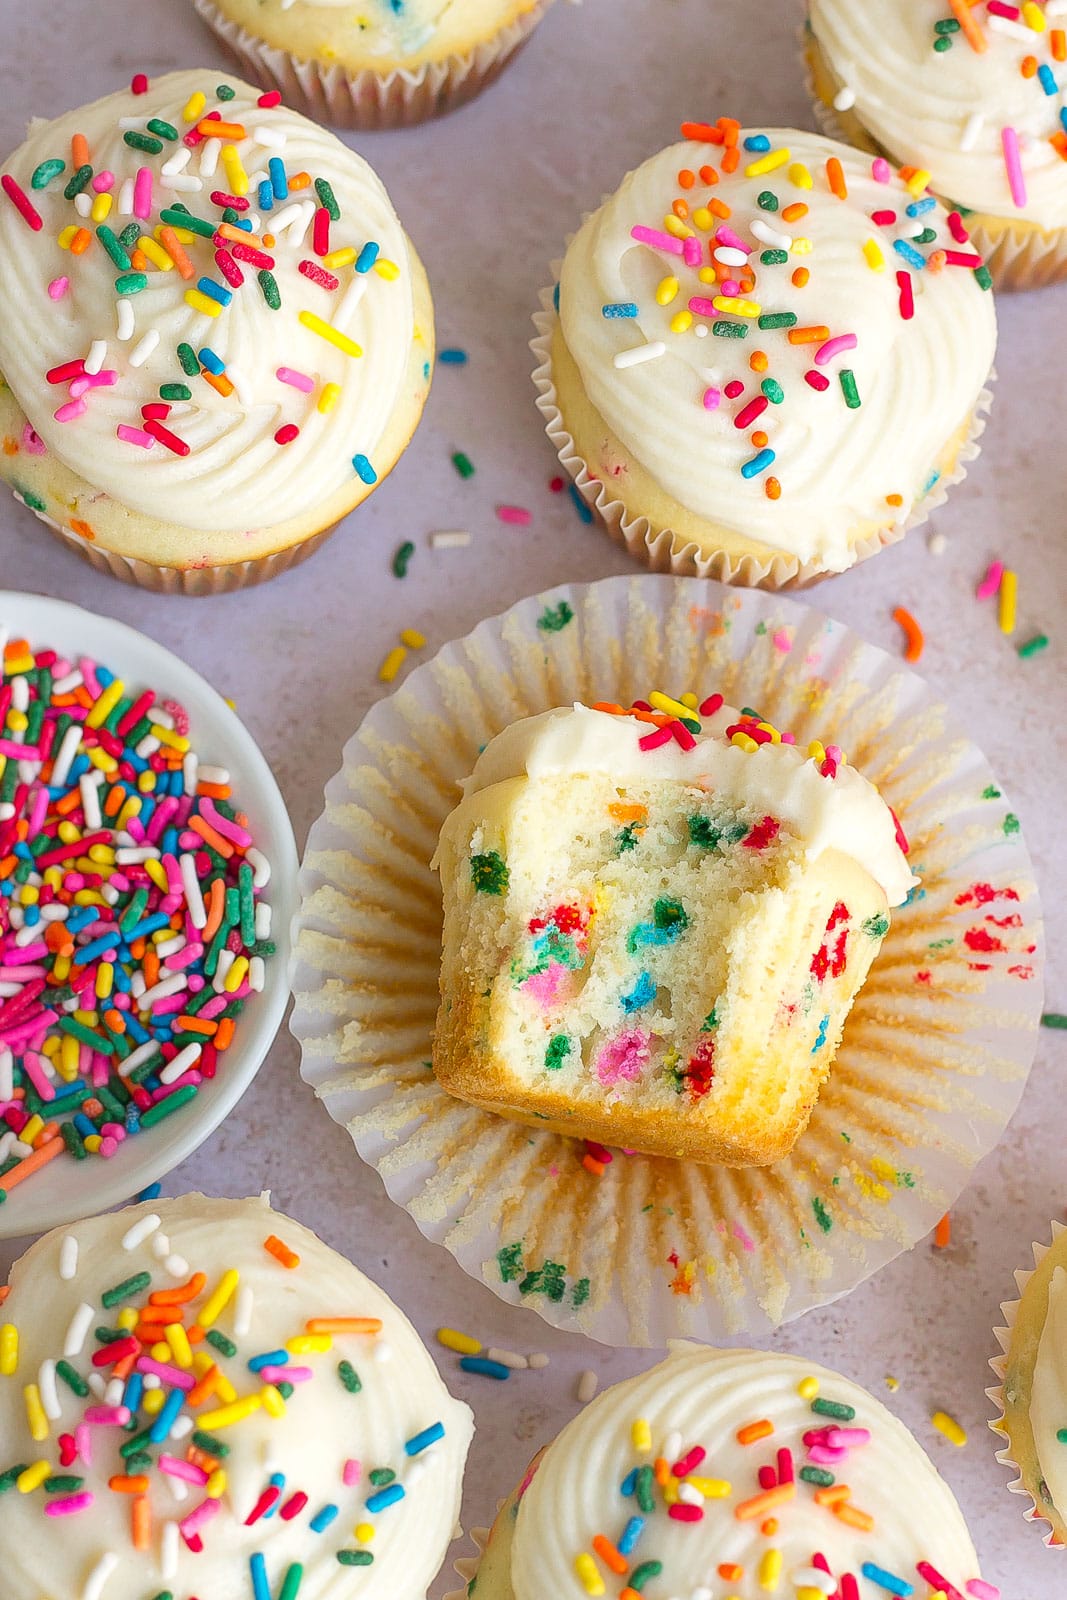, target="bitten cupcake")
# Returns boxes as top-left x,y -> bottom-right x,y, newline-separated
432,694 -> 916,1166
0,1192 -> 474,1599
806,0 -> 1067,291
990,1220 -> 1067,1545
0,70 -> 434,594
459,1344 -> 993,1600
192,0 -> 558,129
532,119 -> 996,587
